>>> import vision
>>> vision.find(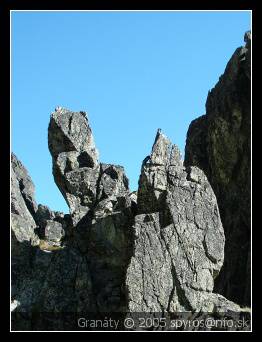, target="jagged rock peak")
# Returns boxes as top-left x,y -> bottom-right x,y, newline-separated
126,132 -> 241,313
137,130 -> 183,213
48,107 -> 99,163
48,108 -> 101,223
150,129 -> 171,165
149,129 -> 183,167
185,31 -> 251,306
48,107 -> 132,225
244,30 -> 251,43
